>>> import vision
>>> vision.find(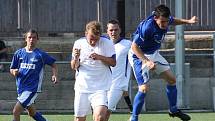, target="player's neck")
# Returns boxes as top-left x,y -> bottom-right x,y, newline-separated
25,46 -> 36,52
